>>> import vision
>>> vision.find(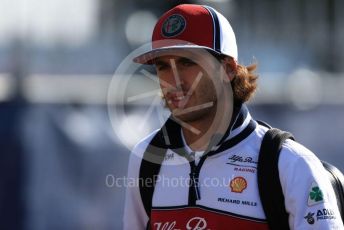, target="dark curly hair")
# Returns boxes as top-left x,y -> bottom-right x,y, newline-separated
214,53 -> 258,104
231,62 -> 258,103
